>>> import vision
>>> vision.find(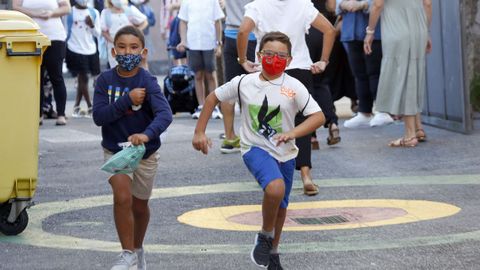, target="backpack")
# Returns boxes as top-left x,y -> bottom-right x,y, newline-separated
167,16 -> 181,48
66,7 -> 98,42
